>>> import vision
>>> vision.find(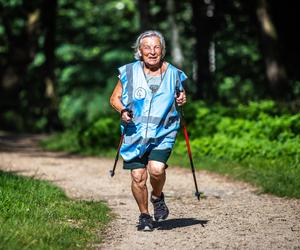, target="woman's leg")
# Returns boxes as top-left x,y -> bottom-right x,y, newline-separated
131,168 -> 149,214
147,160 -> 166,197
